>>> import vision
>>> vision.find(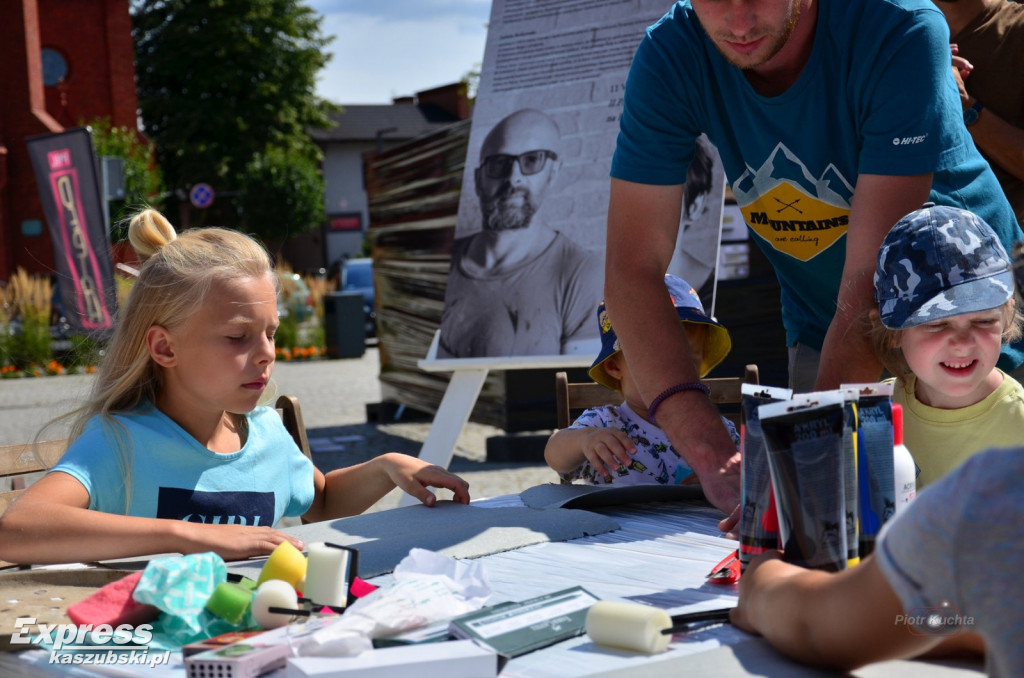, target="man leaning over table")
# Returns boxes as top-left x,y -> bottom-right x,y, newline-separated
603,0 -> 1024,519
